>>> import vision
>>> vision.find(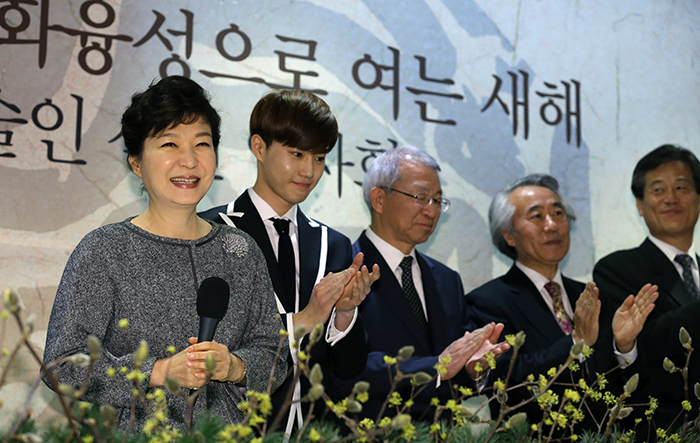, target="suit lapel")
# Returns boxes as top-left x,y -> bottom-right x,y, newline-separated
297,210 -> 321,309
231,193 -> 293,312
641,238 -> 694,307
359,233 -> 432,353
502,266 -> 567,343
417,253 -> 444,354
